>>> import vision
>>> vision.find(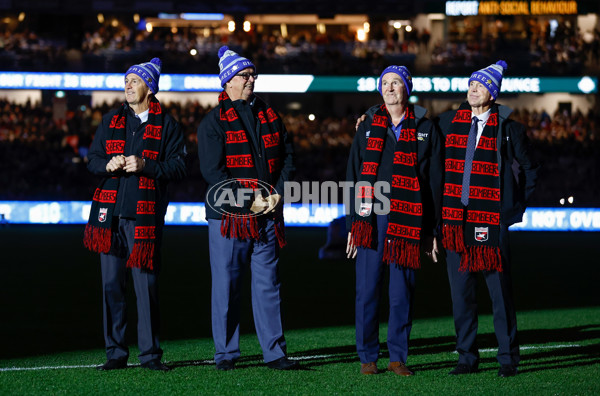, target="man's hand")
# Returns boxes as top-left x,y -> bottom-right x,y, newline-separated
250,193 -> 269,214
106,155 -> 126,173
355,114 -> 367,131
346,232 -> 357,259
123,155 -> 145,173
423,236 -> 442,263
264,194 -> 282,214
